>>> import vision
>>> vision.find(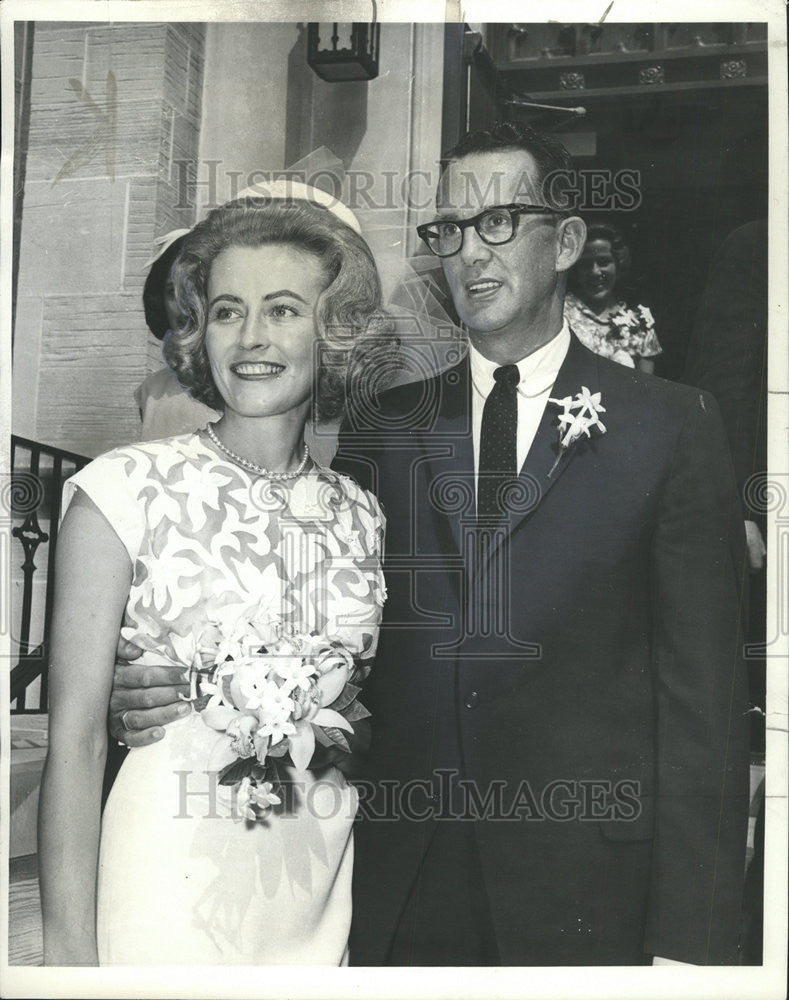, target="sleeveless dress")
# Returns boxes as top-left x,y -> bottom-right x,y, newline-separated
62,431 -> 386,966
